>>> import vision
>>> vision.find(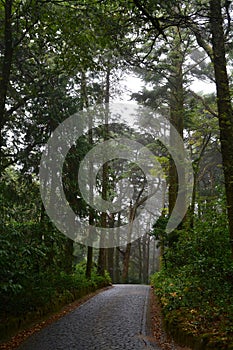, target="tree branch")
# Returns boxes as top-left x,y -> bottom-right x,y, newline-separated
188,89 -> 218,118
132,0 -> 167,40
